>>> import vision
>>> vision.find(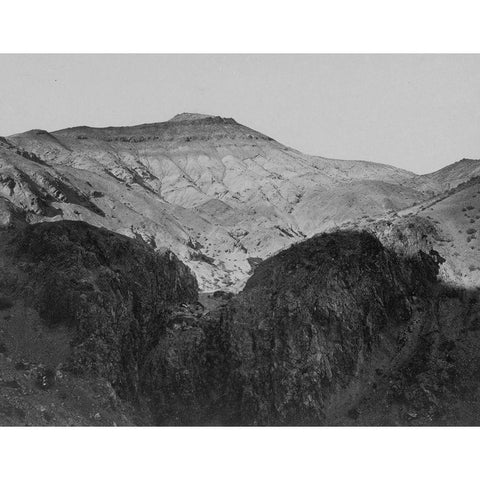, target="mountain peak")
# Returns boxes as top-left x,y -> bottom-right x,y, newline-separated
169,112 -> 217,122
168,112 -> 237,124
